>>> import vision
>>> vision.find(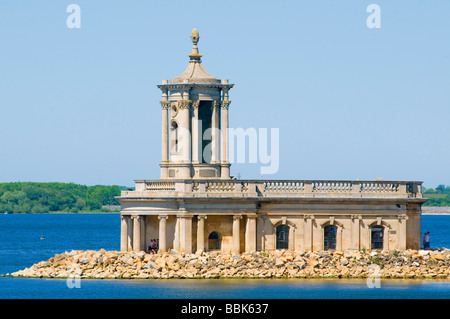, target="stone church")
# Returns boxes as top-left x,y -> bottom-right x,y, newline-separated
117,29 -> 427,253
